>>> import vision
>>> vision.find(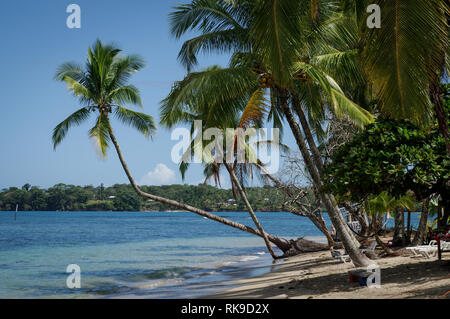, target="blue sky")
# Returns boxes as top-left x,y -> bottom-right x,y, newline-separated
0,0 -> 295,189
